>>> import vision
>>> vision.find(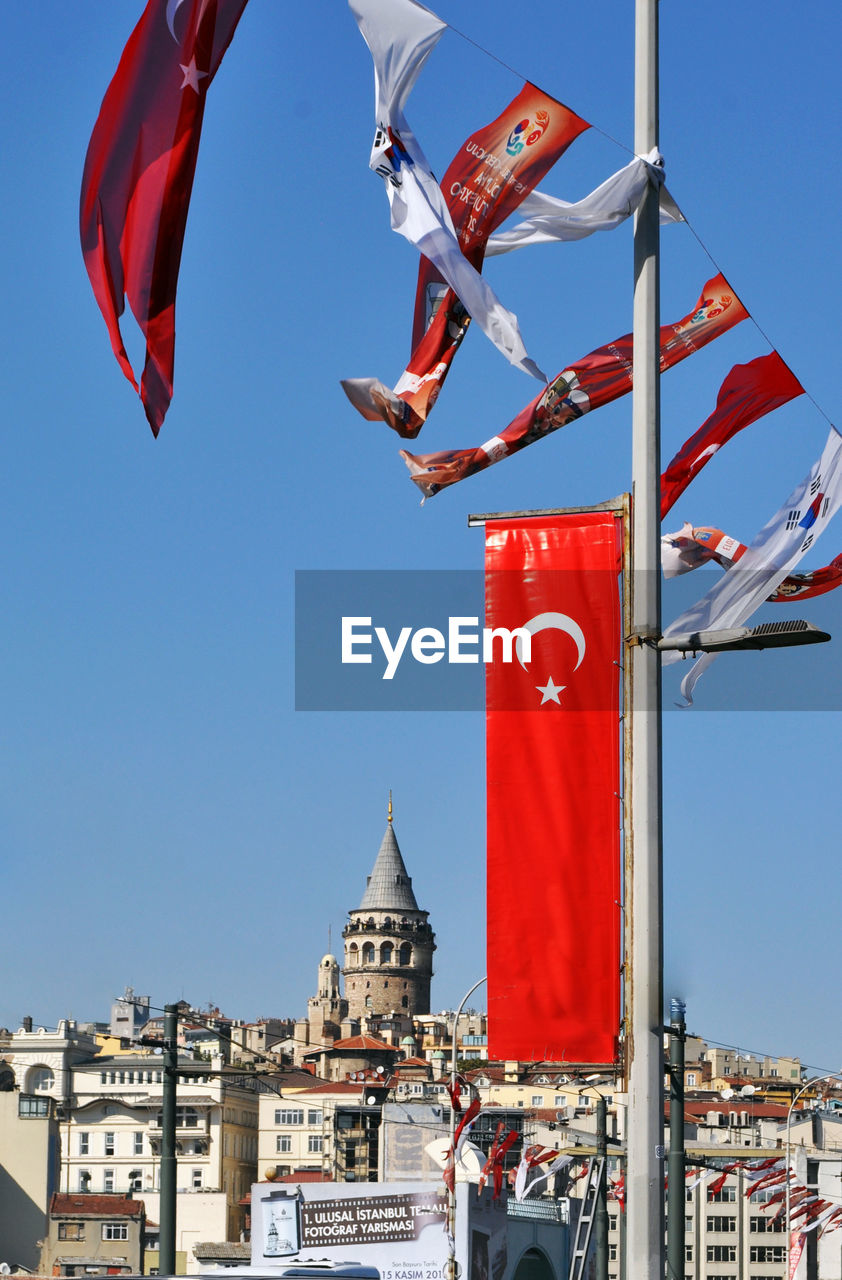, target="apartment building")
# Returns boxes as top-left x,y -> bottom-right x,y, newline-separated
3,1019 -> 258,1241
